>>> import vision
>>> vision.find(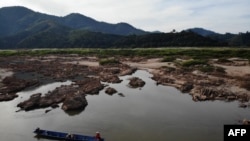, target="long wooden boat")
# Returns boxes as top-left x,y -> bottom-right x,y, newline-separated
34,128 -> 104,141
